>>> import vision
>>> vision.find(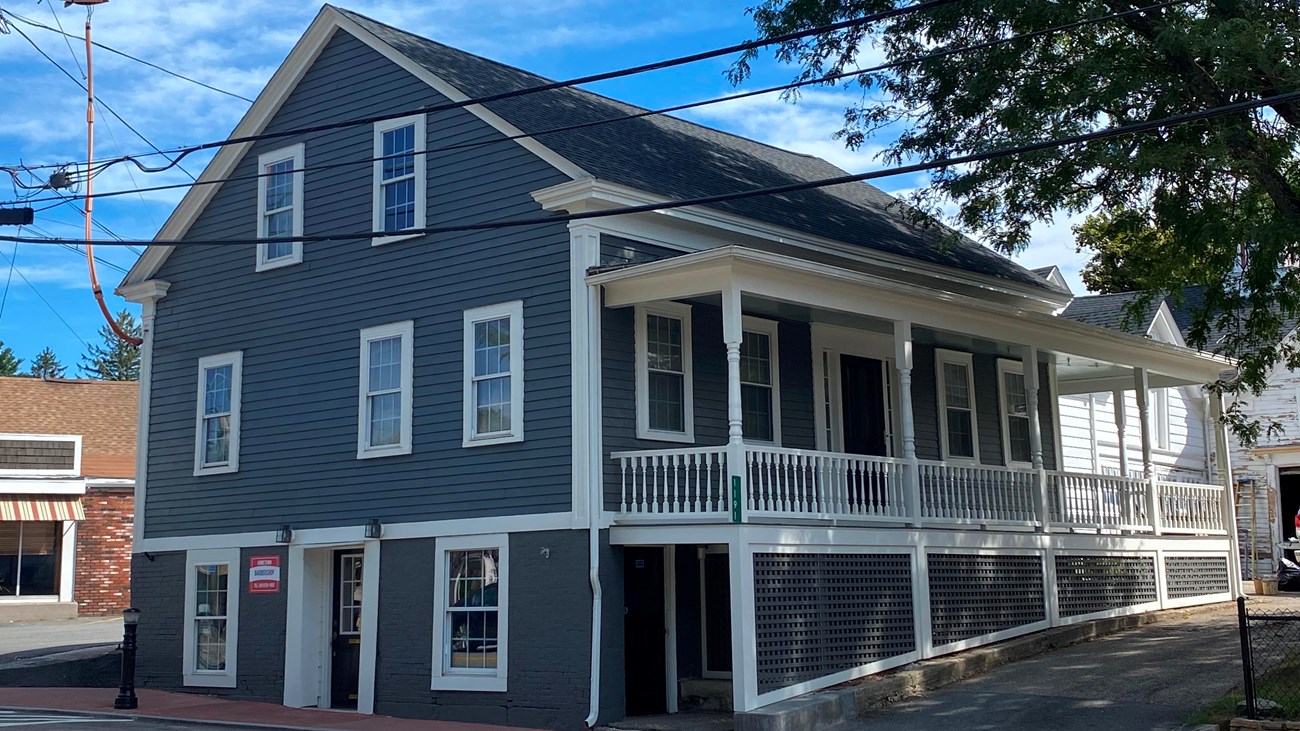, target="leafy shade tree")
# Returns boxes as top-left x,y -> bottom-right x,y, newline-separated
0,341 -> 20,377
29,347 -> 66,379
1075,210 -> 1218,294
80,309 -> 142,381
732,0 -> 1300,441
